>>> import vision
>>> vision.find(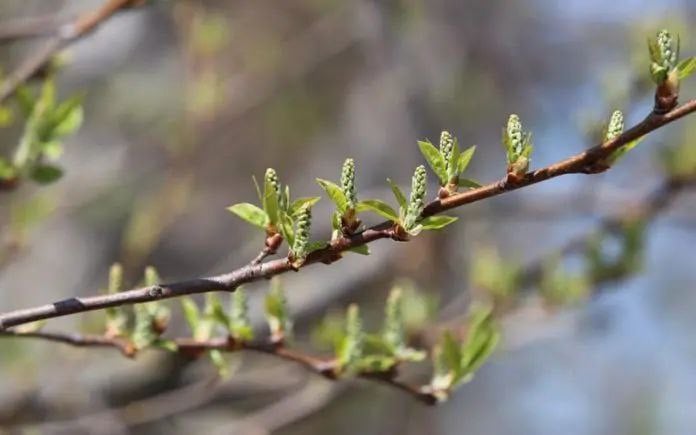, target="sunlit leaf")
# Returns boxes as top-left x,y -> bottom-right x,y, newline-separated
227,203 -> 268,229
677,56 -> 696,79
356,199 -> 398,221
419,215 -> 458,230
30,164 -> 63,184
316,178 -> 349,213
457,145 -> 476,175
418,140 -> 447,184
387,178 -> 407,209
